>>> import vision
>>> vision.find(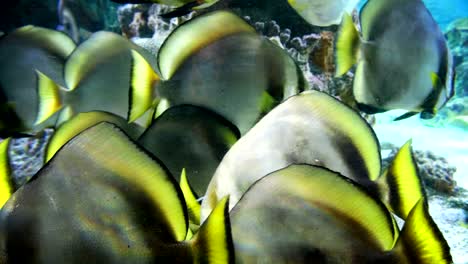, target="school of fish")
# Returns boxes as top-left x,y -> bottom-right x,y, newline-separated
0,0 -> 456,263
